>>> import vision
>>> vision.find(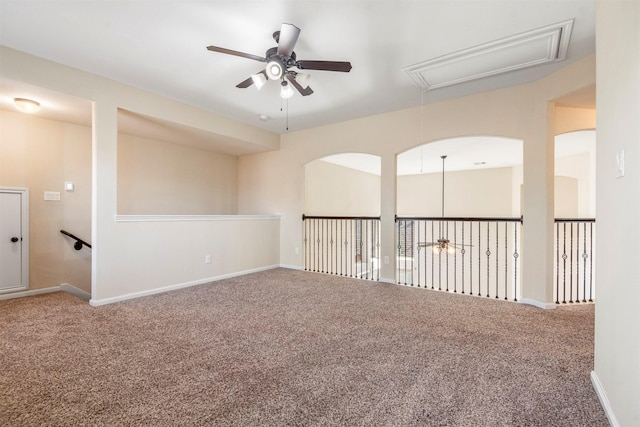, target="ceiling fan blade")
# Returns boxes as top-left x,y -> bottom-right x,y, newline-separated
277,23 -> 300,57
206,45 -> 266,63
417,242 -> 438,247
236,76 -> 254,89
297,60 -> 352,72
236,70 -> 268,89
286,73 -> 314,96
